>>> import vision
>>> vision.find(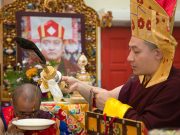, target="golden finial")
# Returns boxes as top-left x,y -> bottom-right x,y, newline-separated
76,53 -> 91,83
